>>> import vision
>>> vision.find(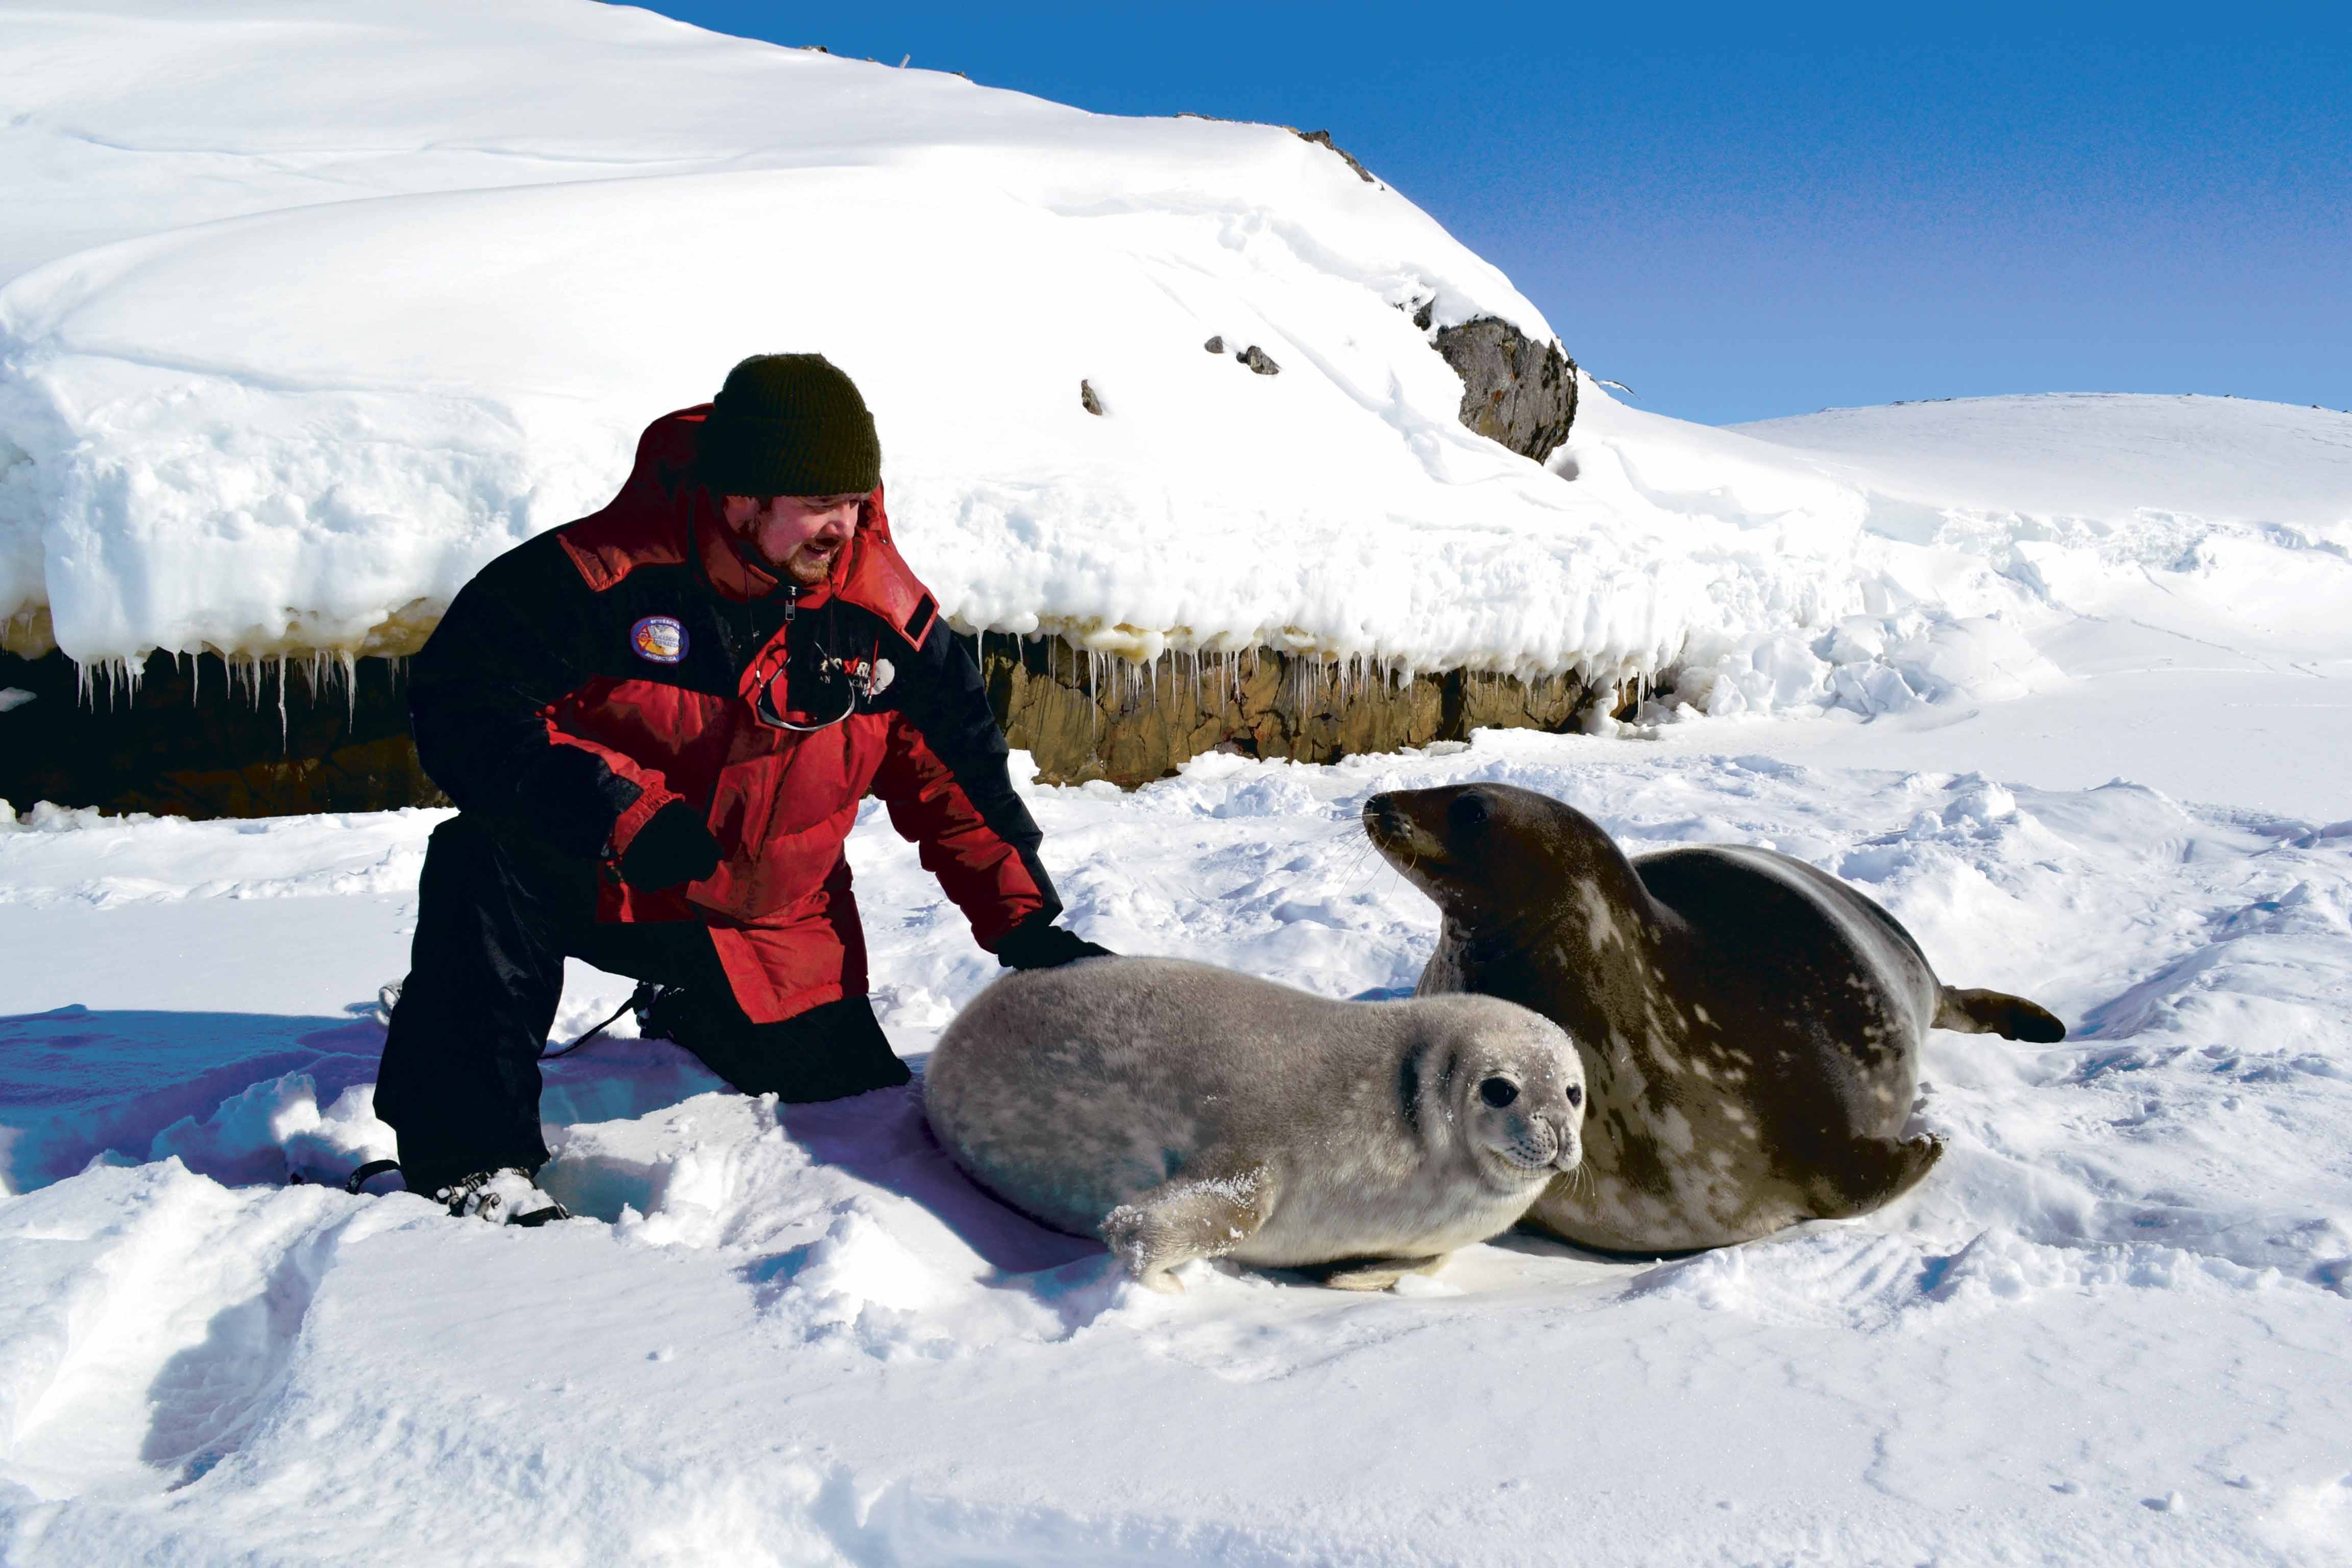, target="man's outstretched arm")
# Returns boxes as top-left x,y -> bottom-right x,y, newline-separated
869,629 -> 1108,965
